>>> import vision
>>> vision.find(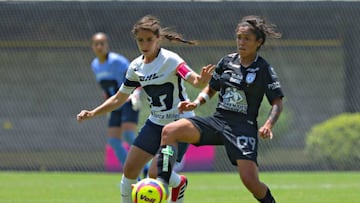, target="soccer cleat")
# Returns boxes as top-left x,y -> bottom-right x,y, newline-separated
169,175 -> 188,203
